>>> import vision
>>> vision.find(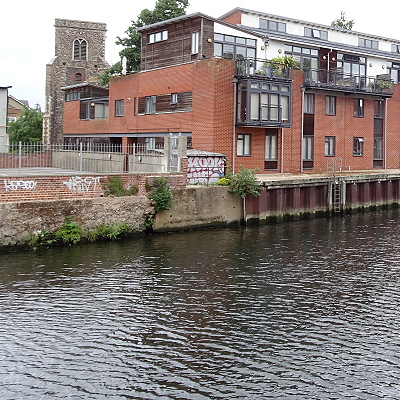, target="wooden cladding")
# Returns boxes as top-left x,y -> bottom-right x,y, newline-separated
140,17 -> 214,71
138,91 -> 192,114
